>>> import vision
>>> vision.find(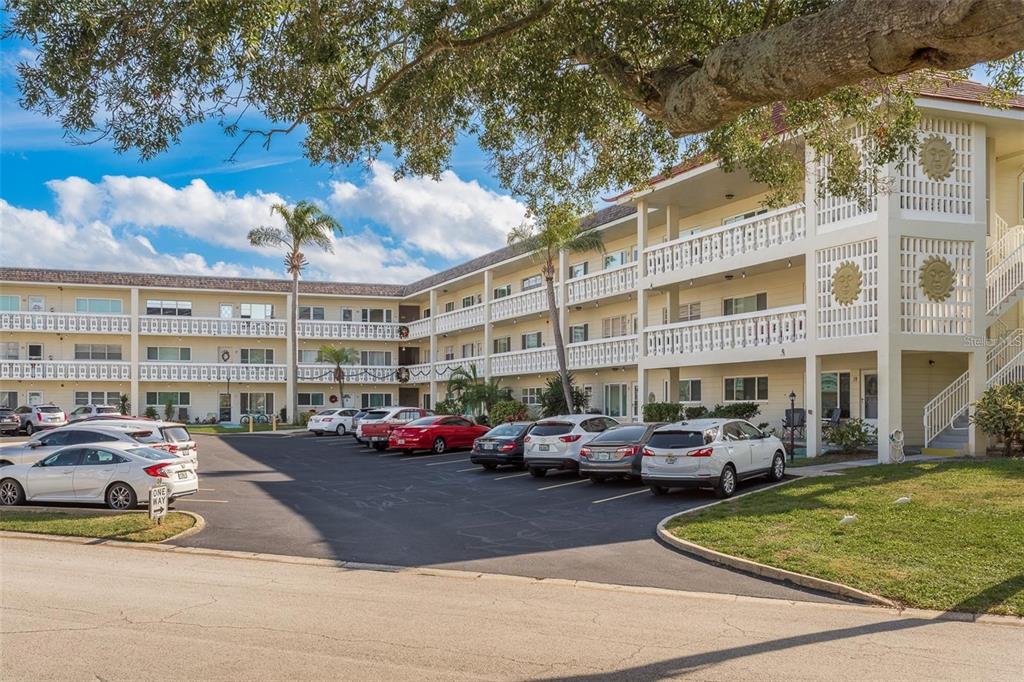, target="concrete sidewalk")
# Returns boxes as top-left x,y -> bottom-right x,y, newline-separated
2,535 -> 1020,680
790,454 -> 949,477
